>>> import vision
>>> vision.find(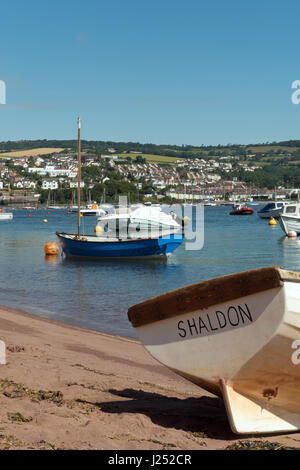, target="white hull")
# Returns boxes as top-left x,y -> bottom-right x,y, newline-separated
80,209 -> 106,217
128,267 -> 300,434
129,218 -> 179,230
279,215 -> 300,235
97,204 -> 181,235
0,212 -> 13,220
